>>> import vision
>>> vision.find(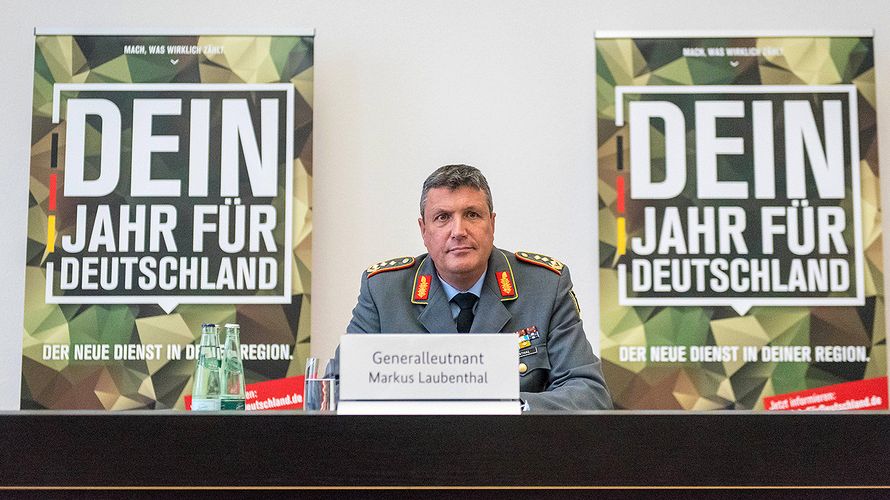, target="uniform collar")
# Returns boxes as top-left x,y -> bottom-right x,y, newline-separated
485,249 -> 518,302
413,249 -> 515,334
411,248 -> 518,304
